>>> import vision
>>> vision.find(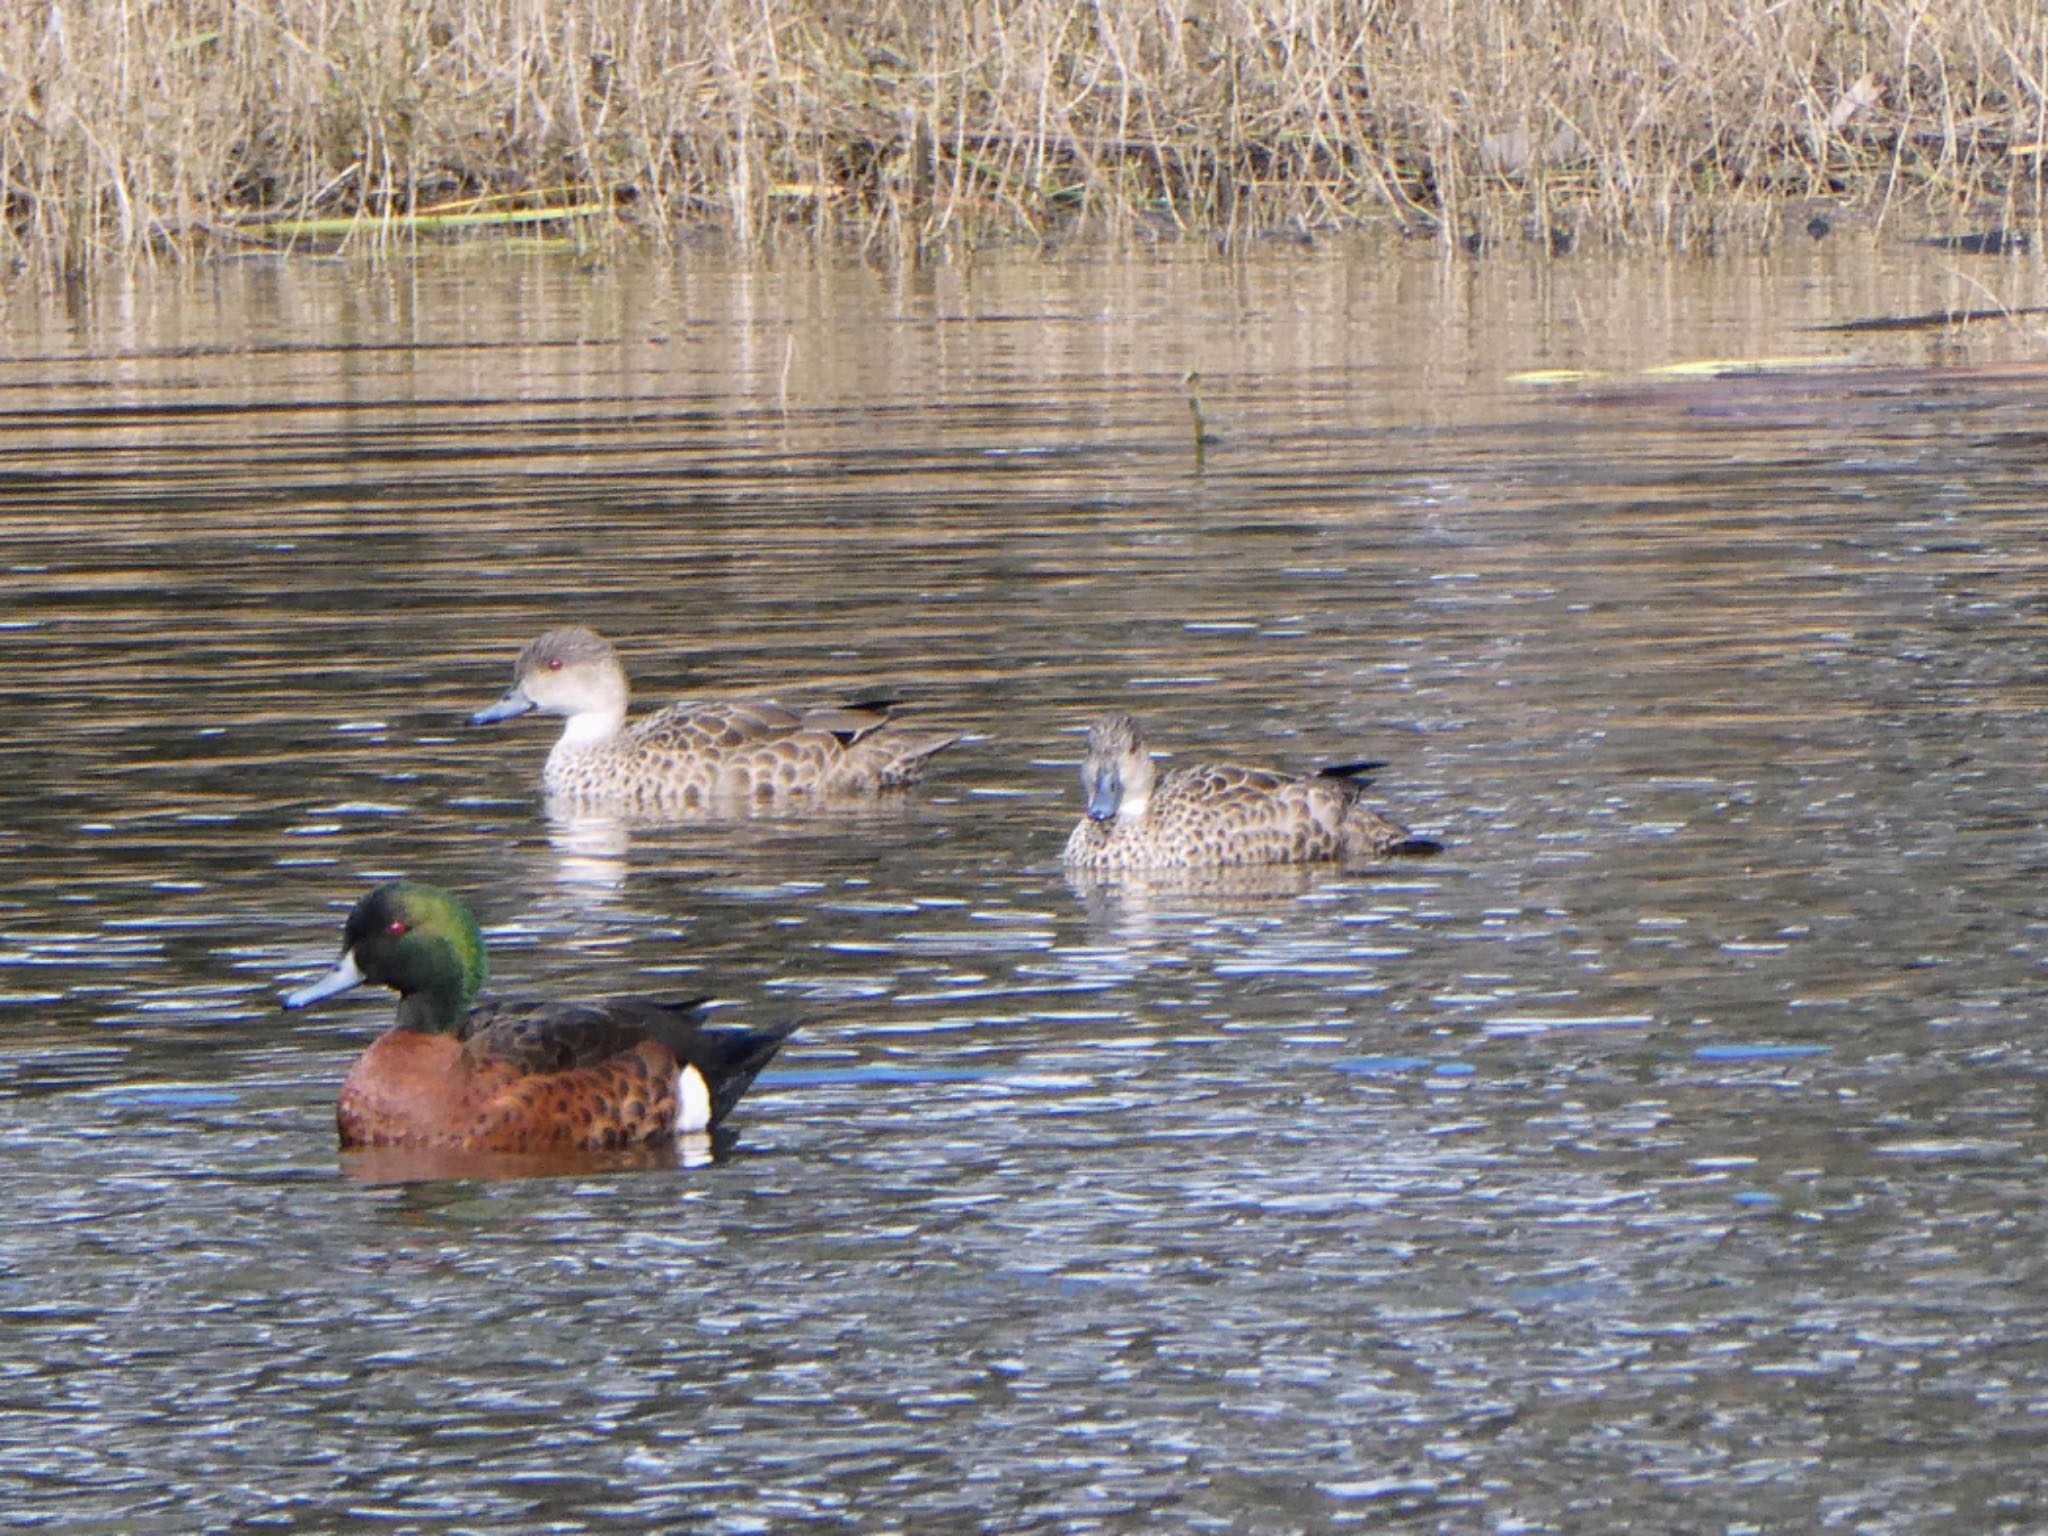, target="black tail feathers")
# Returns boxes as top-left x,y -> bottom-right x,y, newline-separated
688,1019 -> 802,1128
1318,759 -> 1388,783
